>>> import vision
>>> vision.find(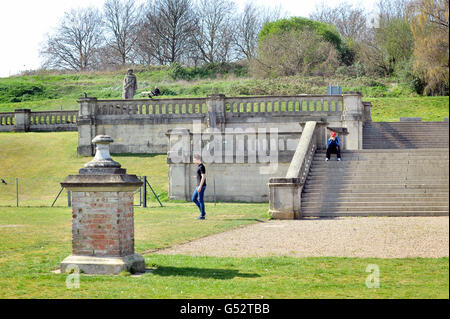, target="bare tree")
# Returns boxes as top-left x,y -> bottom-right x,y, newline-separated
310,1 -> 368,41
41,7 -> 104,71
253,28 -> 339,77
103,0 -> 142,65
192,0 -> 236,64
139,0 -> 197,65
377,0 -> 412,22
232,1 -> 283,62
